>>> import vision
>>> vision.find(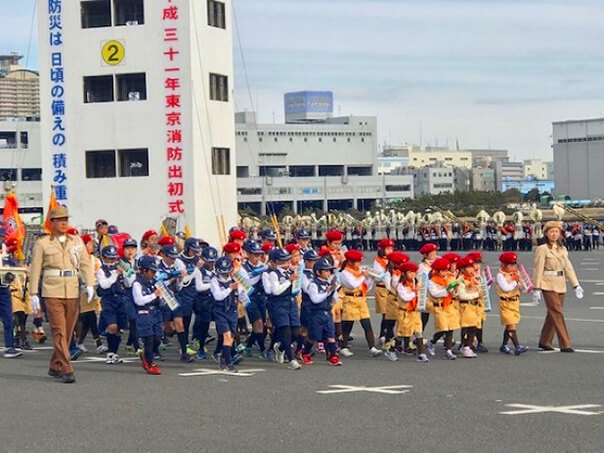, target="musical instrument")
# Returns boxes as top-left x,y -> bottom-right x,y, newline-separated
417,273 -> 429,312
478,275 -> 492,312
361,266 -> 386,281
429,206 -> 479,233
291,262 -> 305,296
154,280 -> 180,311
518,264 -> 534,293
554,203 -> 604,230
117,260 -> 135,278
0,266 -> 27,286
483,265 -> 493,286
233,269 -> 254,297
